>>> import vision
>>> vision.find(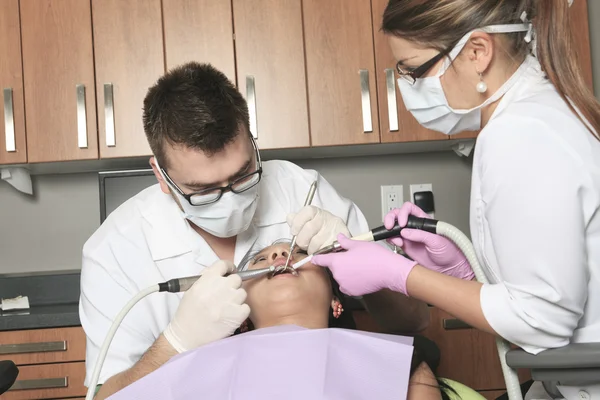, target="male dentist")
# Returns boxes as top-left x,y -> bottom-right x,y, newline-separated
79,62 -> 429,399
